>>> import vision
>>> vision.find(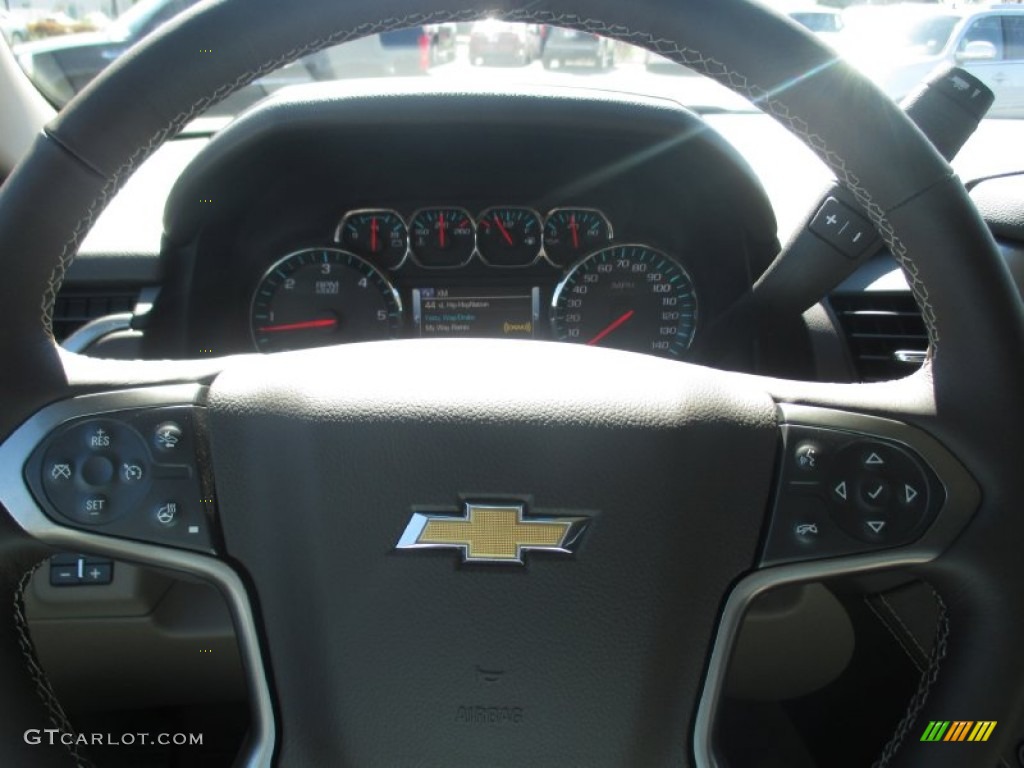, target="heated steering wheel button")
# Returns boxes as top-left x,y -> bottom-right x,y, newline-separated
154,501 -> 180,527
81,456 -> 115,486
